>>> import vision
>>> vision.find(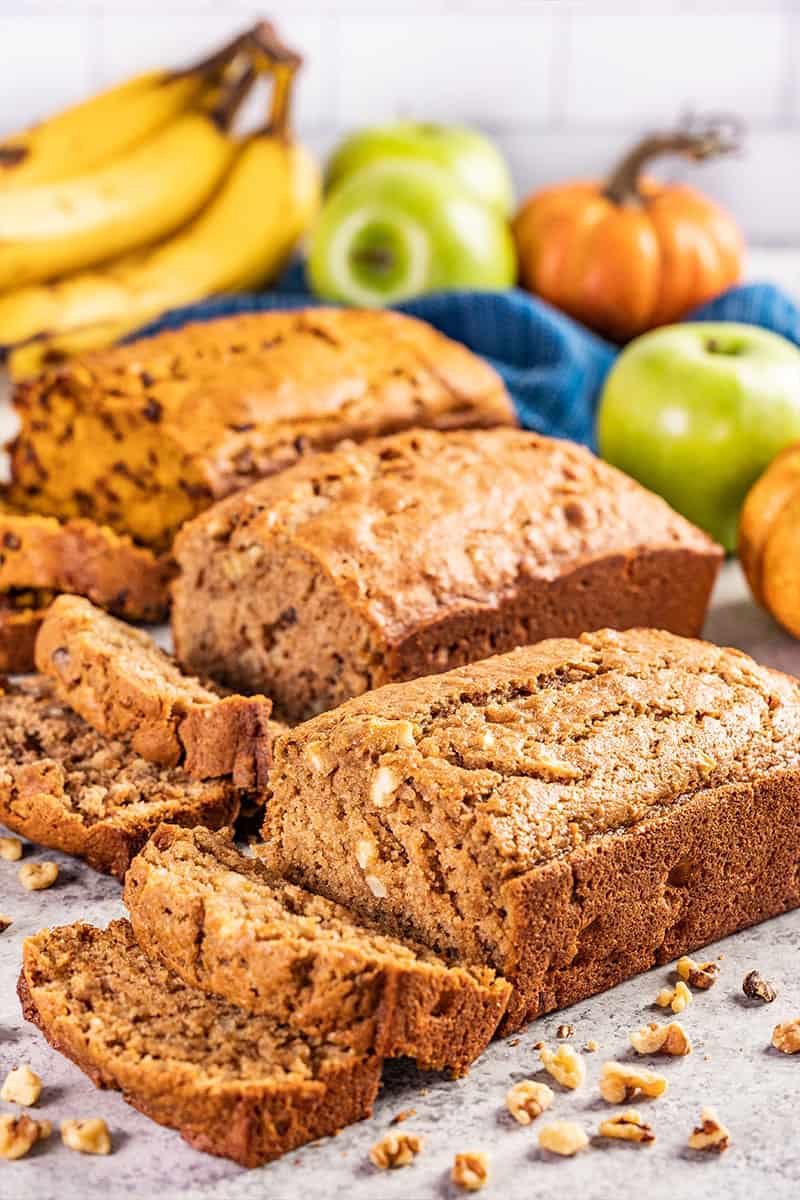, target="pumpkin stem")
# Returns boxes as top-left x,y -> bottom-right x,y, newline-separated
604,115 -> 744,205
